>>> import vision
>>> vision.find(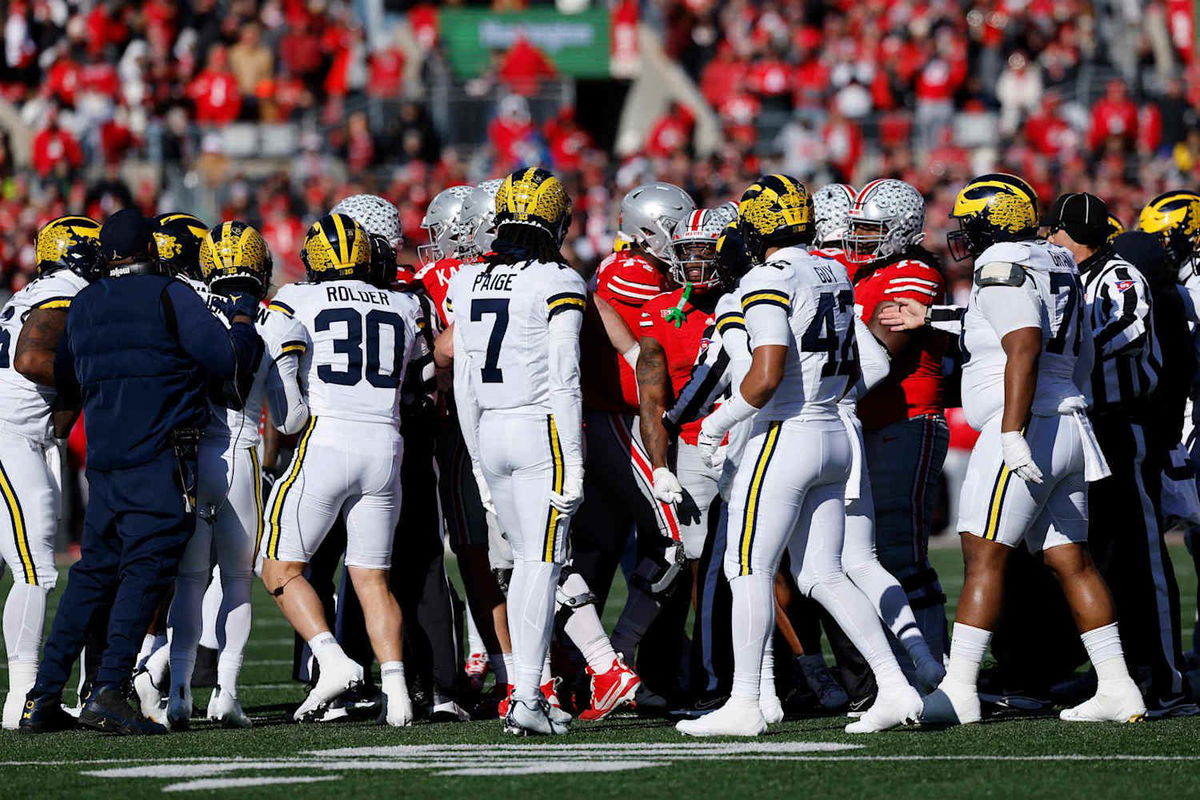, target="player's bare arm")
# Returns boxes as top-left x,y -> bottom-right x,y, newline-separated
635,335 -> 673,470
870,300 -> 921,356
999,327 -> 1040,434
595,294 -> 639,365
739,344 -> 788,407
14,307 -> 67,386
434,322 -> 454,370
